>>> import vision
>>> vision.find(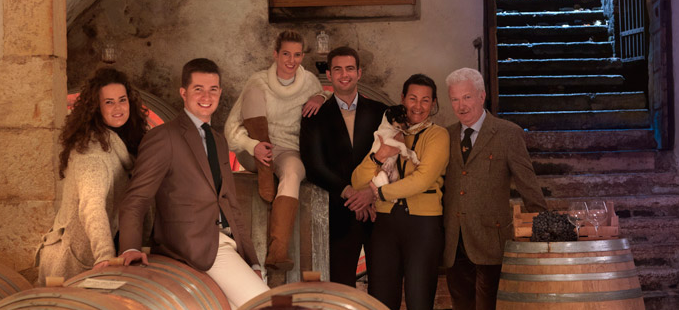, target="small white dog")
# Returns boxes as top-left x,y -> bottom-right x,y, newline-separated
370,105 -> 420,188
